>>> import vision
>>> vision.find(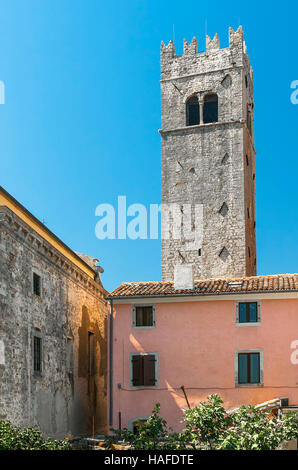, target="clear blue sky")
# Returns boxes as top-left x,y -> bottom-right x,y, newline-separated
0,0 -> 297,291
